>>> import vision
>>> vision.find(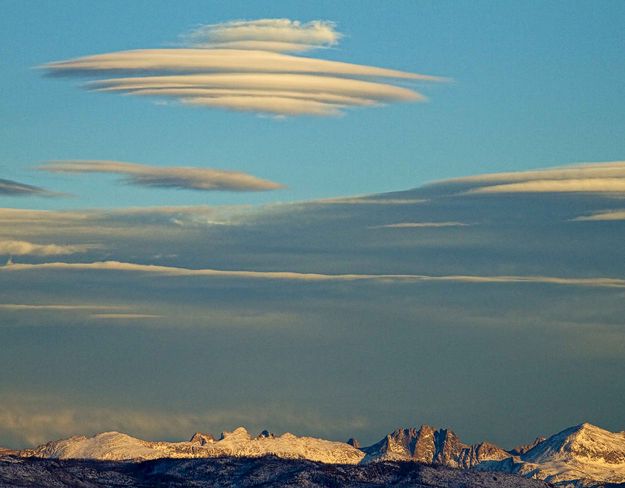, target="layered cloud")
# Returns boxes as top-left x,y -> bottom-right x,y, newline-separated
180,19 -> 342,52
0,178 -> 57,197
427,161 -> 625,194
3,161 -> 625,449
42,19 -> 445,116
40,160 -> 283,192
